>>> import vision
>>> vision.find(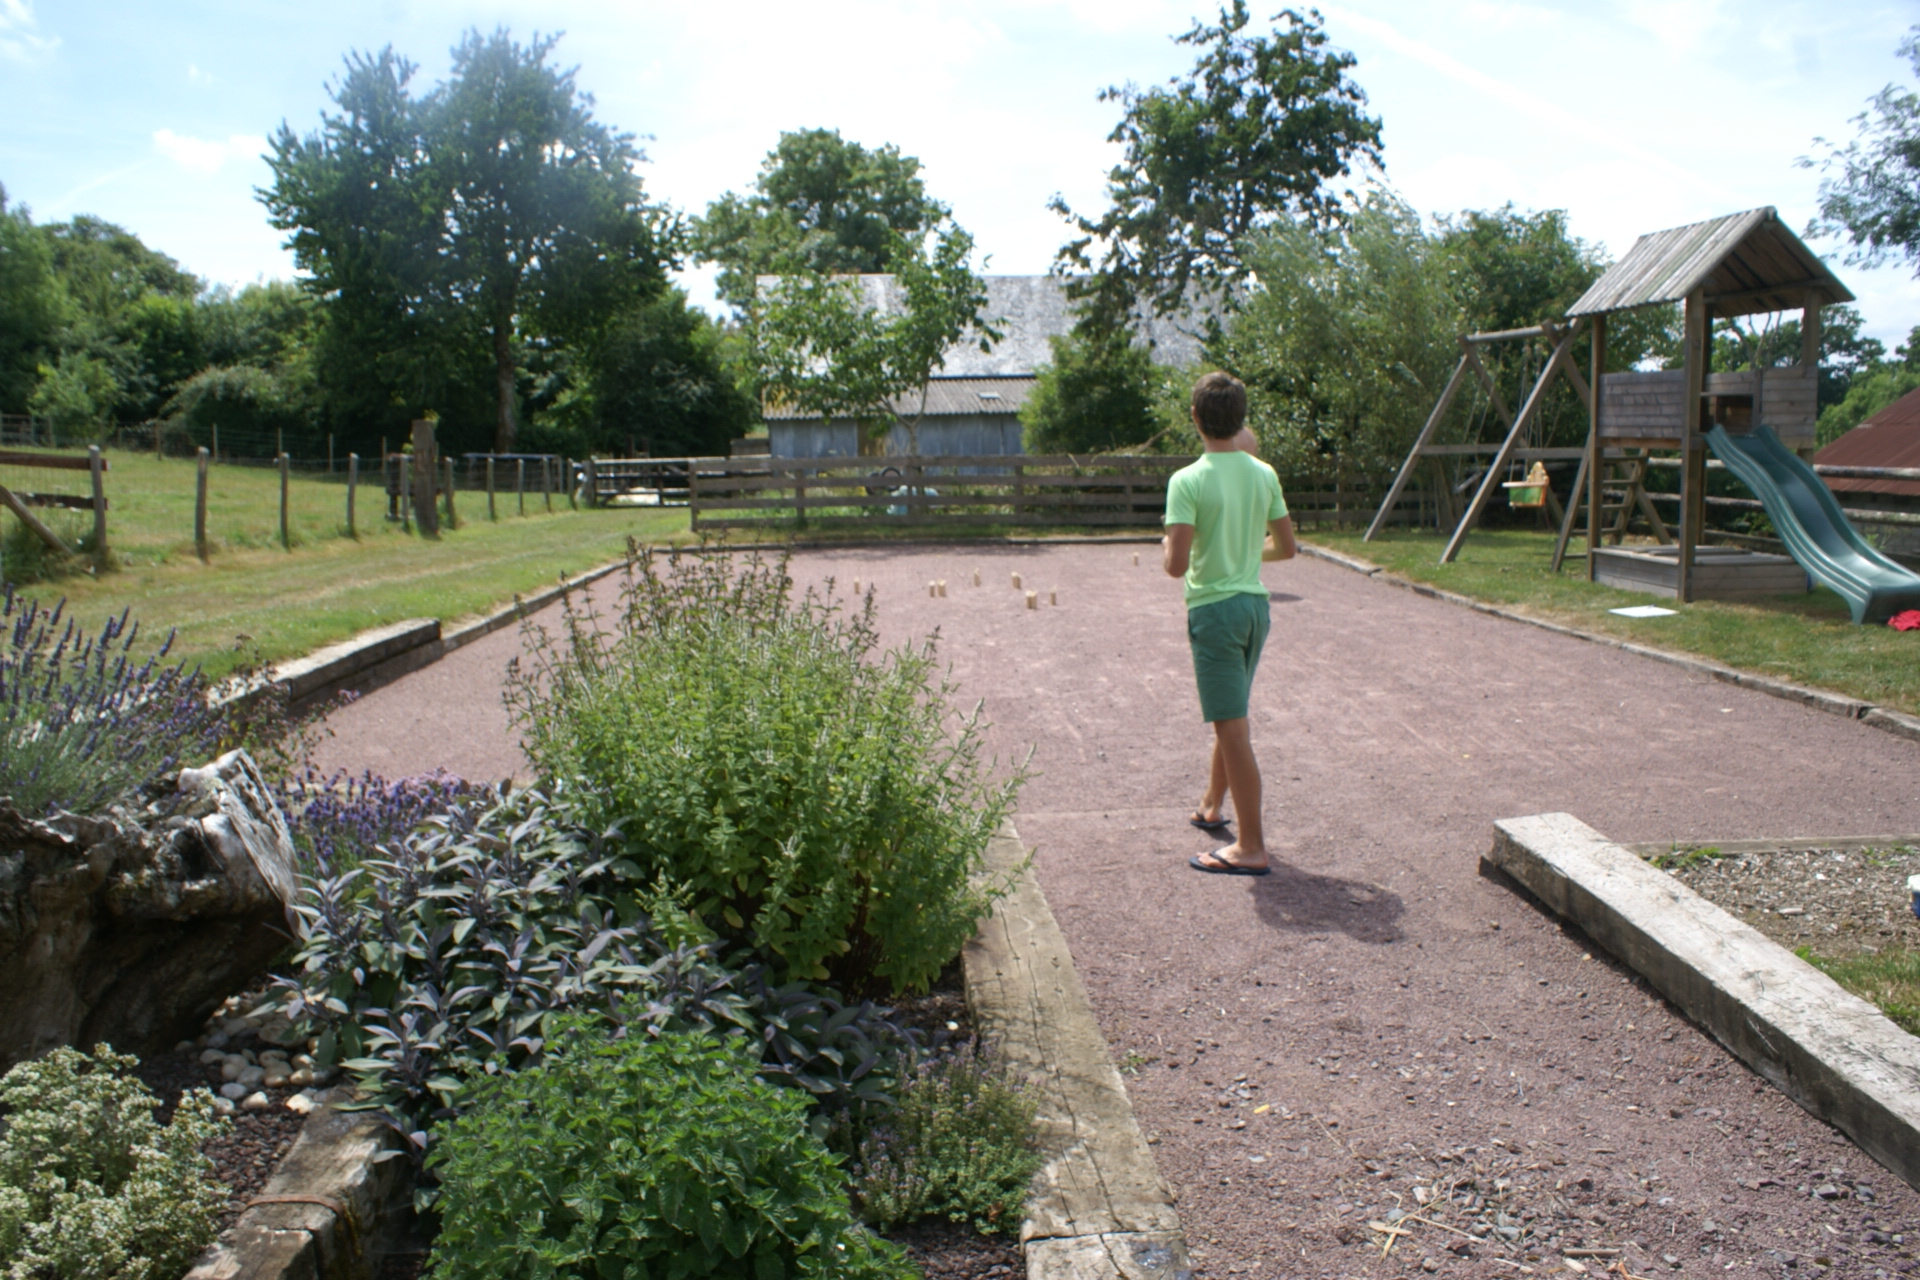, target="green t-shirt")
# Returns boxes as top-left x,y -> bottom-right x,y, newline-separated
1164,450 -> 1289,609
